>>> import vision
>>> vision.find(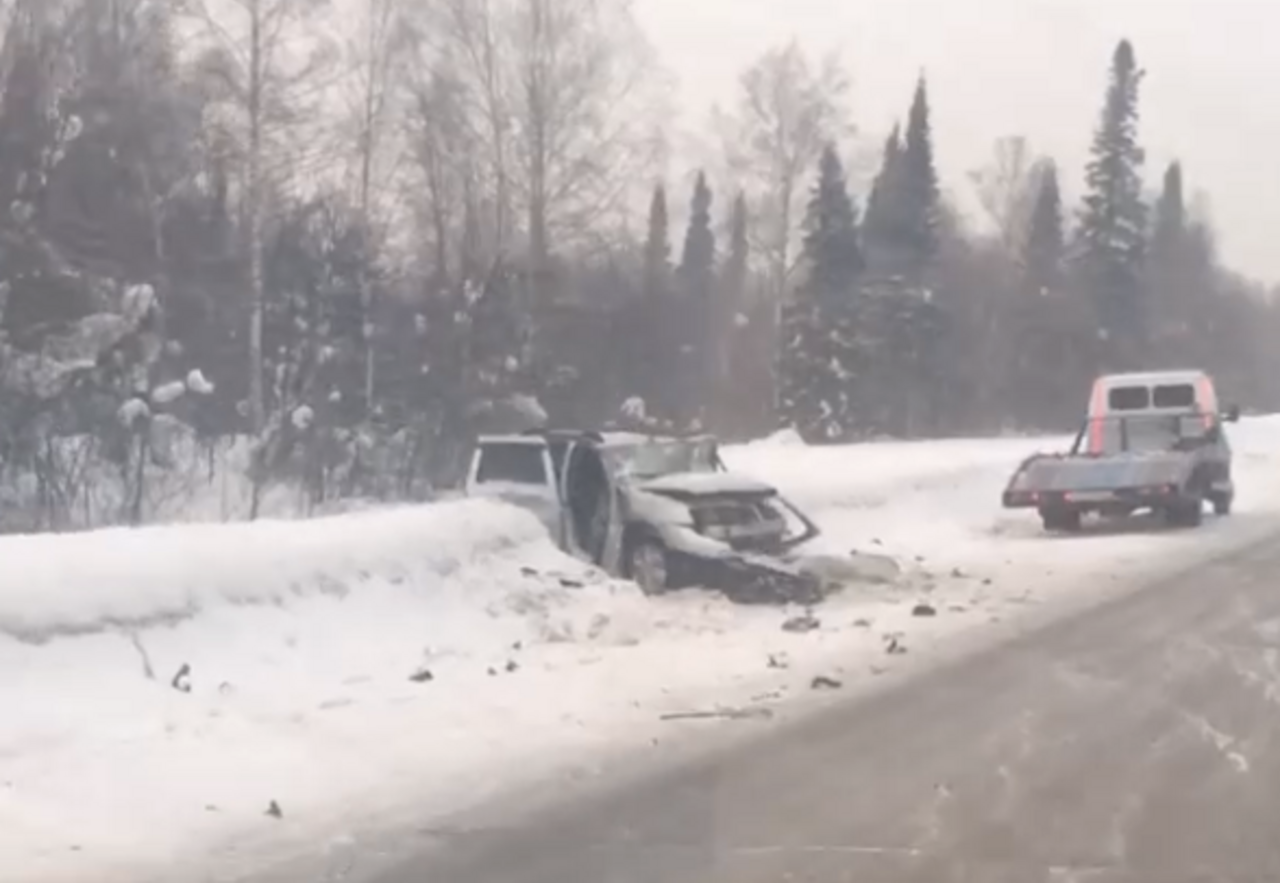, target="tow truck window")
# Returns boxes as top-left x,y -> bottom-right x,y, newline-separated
1108,386 -> 1150,410
475,443 -> 549,484
1152,384 -> 1196,408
